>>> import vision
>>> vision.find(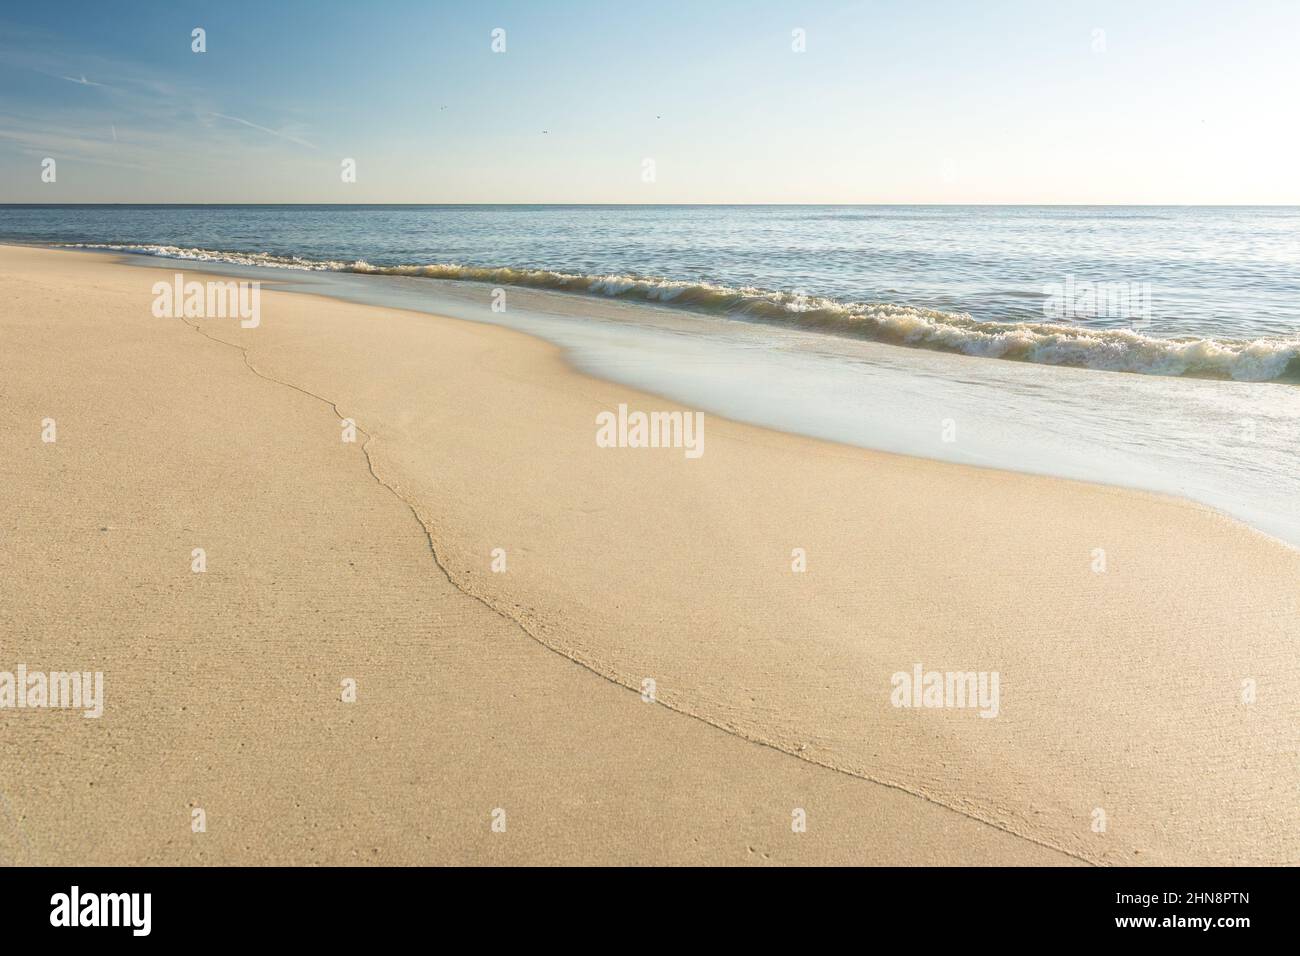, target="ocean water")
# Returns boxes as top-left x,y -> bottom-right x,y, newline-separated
4,203 -> 1300,380
3,204 -> 1299,548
